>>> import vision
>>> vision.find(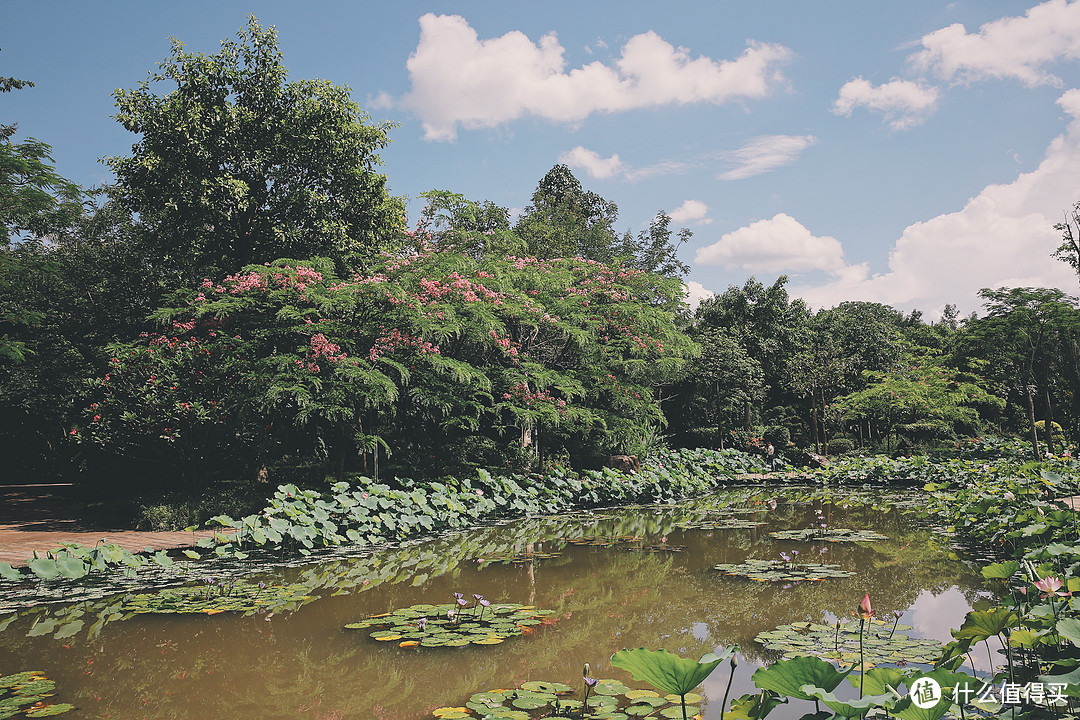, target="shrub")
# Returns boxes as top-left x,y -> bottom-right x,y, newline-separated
826,437 -> 855,456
